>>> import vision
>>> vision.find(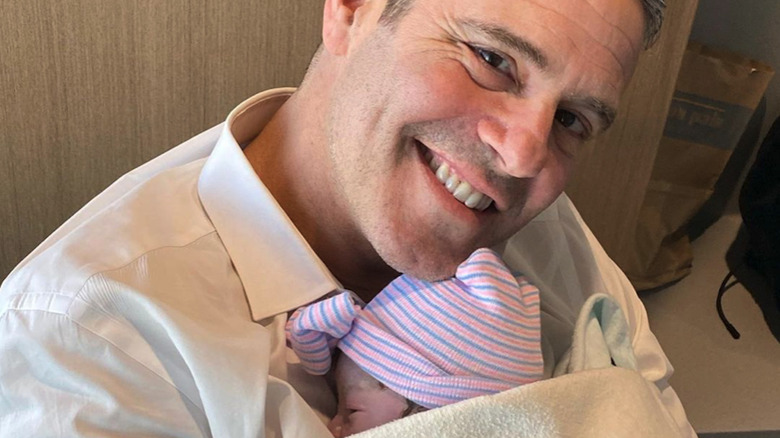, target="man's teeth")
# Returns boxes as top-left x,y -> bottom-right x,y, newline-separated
426,153 -> 493,211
